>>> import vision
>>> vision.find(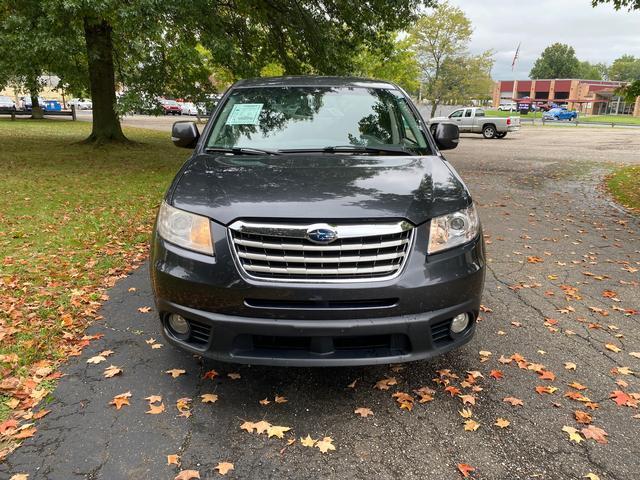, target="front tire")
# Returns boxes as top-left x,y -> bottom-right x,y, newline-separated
482,125 -> 496,139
